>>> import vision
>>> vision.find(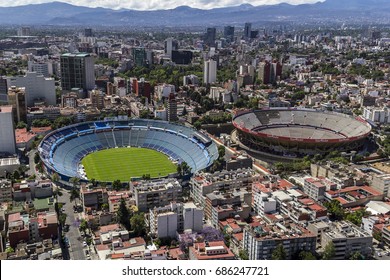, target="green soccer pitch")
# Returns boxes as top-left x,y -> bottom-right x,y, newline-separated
81,147 -> 177,182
